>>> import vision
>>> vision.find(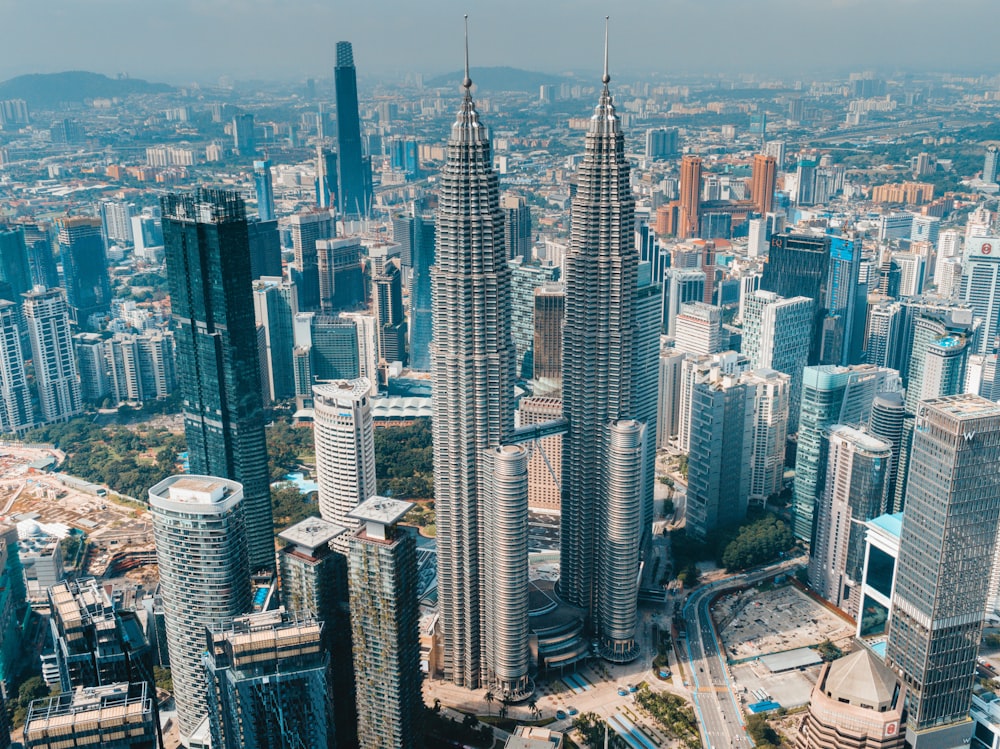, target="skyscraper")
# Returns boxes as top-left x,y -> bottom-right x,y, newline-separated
57,218 -> 111,328
334,42 -> 373,218
808,425 -> 891,617
18,222 -> 58,291
315,147 -> 338,209
23,684 -> 157,749
289,209 -> 336,313
408,216 -> 435,371
371,256 -> 407,369
431,39 -> 519,690
984,145 -> 999,184
0,300 -> 33,433
510,258 -> 560,377
245,217 -> 281,280
674,301 -> 723,355
99,201 -> 134,248
742,368 -> 790,505
750,154 -> 777,216
885,395 -> 1000,743
960,236 -> 1000,356
678,155 -> 702,239
347,497 -> 422,749
502,194 -> 532,260
253,276 -> 298,402
561,29 -> 645,662
23,287 -> 81,424
0,224 -> 32,304
203,610 -> 334,749
867,391 -> 906,512
313,378 -> 376,540
316,237 -> 365,314
232,113 -> 256,156
162,190 -> 275,572
149,476 -> 252,745
532,282 -> 565,385
252,159 -> 275,221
